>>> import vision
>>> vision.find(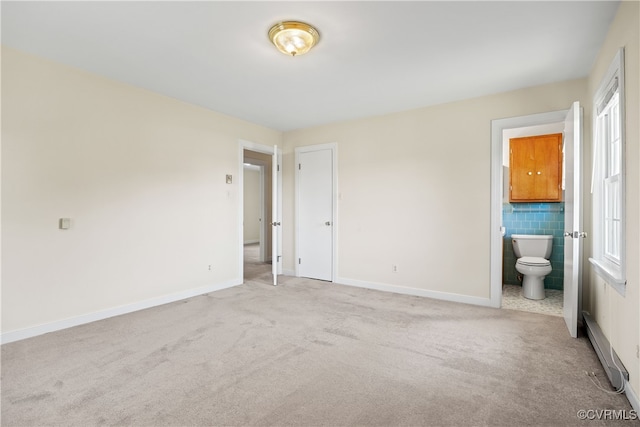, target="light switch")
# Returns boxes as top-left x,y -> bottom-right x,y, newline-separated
59,218 -> 71,230
226,174 -> 233,184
